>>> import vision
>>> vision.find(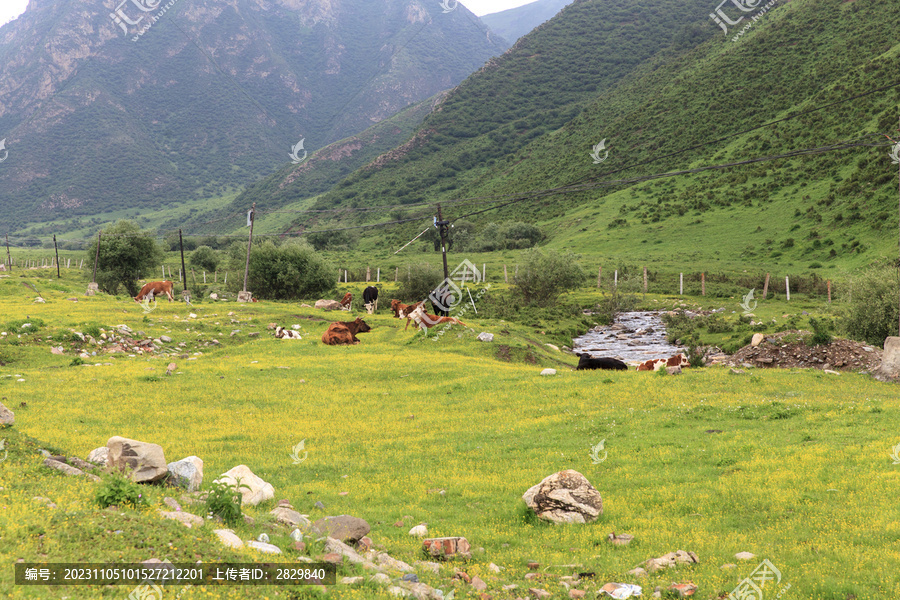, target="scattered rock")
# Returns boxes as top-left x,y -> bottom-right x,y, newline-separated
607,532 -> 634,546
163,497 -> 182,511
166,456 -> 203,492
642,550 -> 699,572
160,335 -> 172,343
476,332 -> 494,343
409,524 -> 428,537
323,537 -> 367,565
0,402 -> 14,425
488,563 -> 502,573
272,506 -> 311,529
529,588 -> 552,599
258,533 -> 270,543
599,583 -> 642,598
341,576 -> 364,585
313,515 -> 371,543
626,567 -> 647,577
214,465 -> 274,506
87,447 -> 109,466
158,510 -> 204,528
315,300 -> 342,311
540,369 -> 557,376
422,537 -> 472,560
735,551 -> 755,560
106,436 -> 168,483
751,333 -> 765,347
471,577 -> 487,591
213,529 -> 243,549
415,561 -> 441,575
721,563 -> 737,570
371,573 -> 392,585
668,582 -> 698,597
43,458 -> 88,478
523,470 -> 603,524
570,590 -> 586,599
314,501 -> 326,510
33,496 -> 57,509
545,344 -> 560,352
666,366 -> 682,375
246,540 -> 282,554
